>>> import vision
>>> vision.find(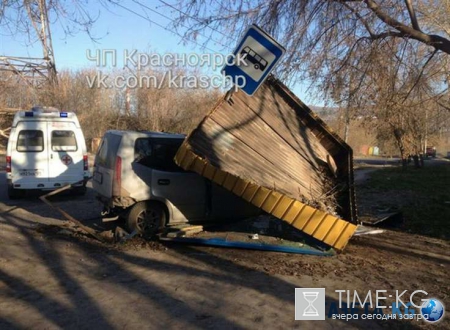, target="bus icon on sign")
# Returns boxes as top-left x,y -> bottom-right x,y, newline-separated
241,46 -> 268,71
